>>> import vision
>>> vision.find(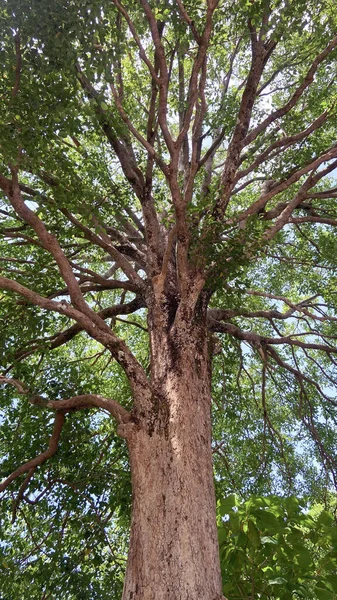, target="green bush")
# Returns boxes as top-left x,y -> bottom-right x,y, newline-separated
218,495 -> 337,599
